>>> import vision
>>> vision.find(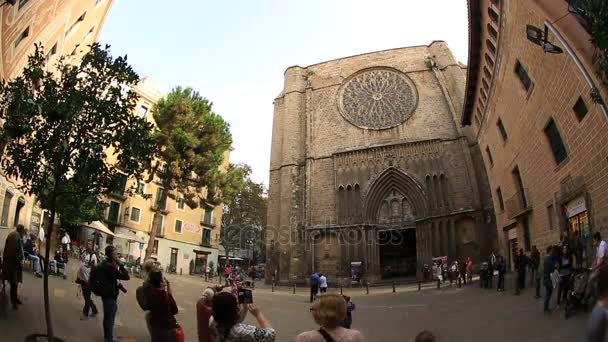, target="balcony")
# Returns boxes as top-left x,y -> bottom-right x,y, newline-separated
505,189 -> 533,219
200,239 -> 212,248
